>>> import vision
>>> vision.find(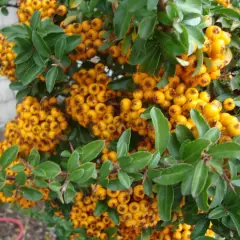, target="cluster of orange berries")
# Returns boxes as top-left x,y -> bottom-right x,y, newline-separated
63,18 -> 104,61
4,96 -> 68,156
70,191 -> 115,240
180,25 -> 232,87
17,0 -> 67,23
216,0 -> 231,7
0,34 -> 16,81
108,42 -> 131,65
66,63 -> 127,140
